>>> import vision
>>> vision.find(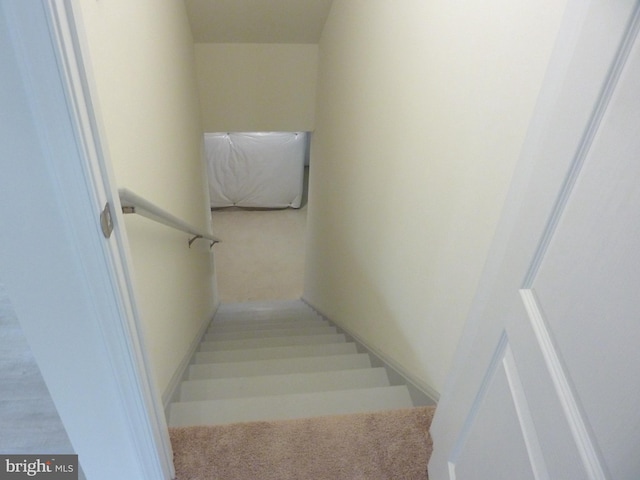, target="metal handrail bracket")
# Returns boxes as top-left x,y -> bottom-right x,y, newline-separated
118,188 -> 220,248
